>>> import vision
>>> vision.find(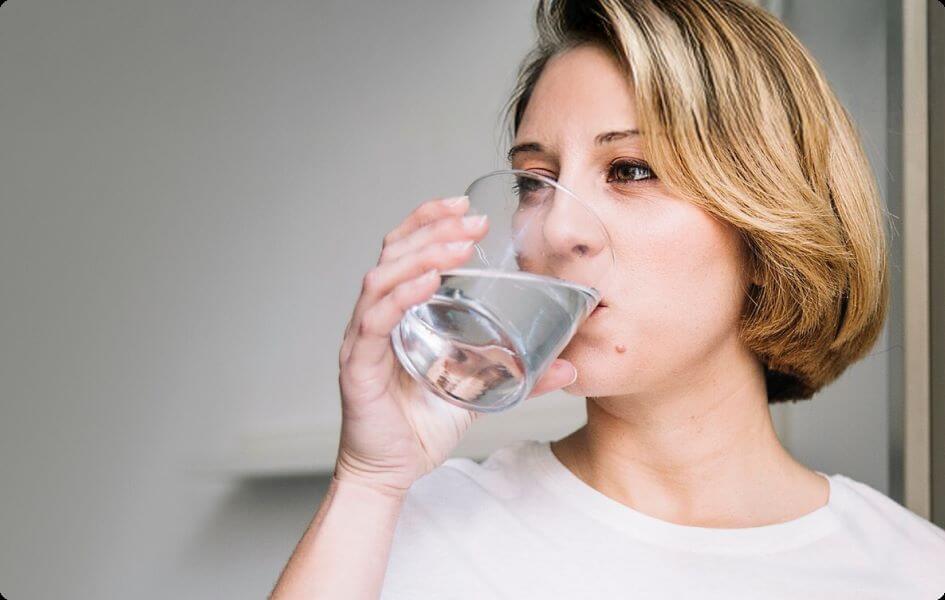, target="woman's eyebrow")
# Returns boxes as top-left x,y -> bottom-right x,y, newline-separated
507,129 -> 641,163
507,142 -> 543,162
595,129 -> 640,144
